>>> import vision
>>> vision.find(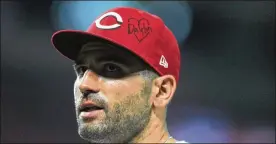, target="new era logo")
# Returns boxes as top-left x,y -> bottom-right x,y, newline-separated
159,55 -> 168,68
